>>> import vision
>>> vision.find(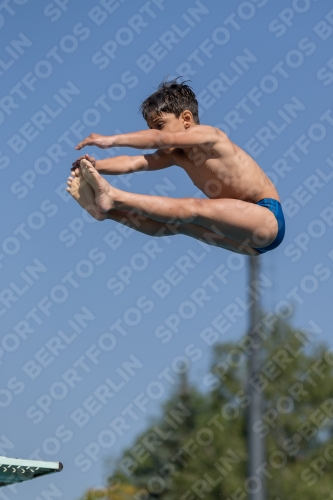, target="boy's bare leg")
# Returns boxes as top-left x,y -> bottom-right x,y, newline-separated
67,173 -> 257,255
106,210 -> 258,255
80,159 -> 277,249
